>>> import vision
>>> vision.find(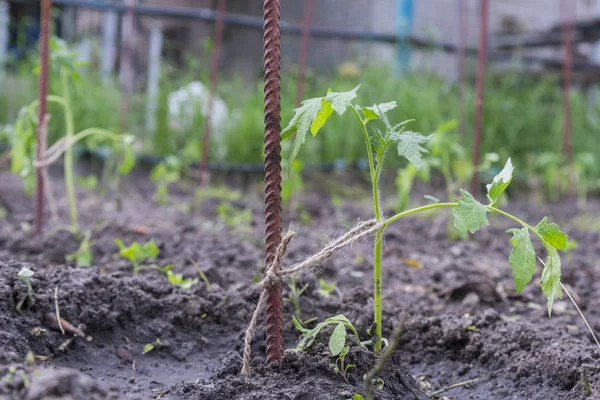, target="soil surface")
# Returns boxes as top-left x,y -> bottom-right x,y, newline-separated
1,165 -> 600,399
